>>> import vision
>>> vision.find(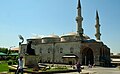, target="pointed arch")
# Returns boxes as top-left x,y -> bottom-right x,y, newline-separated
81,47 -> 94,65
